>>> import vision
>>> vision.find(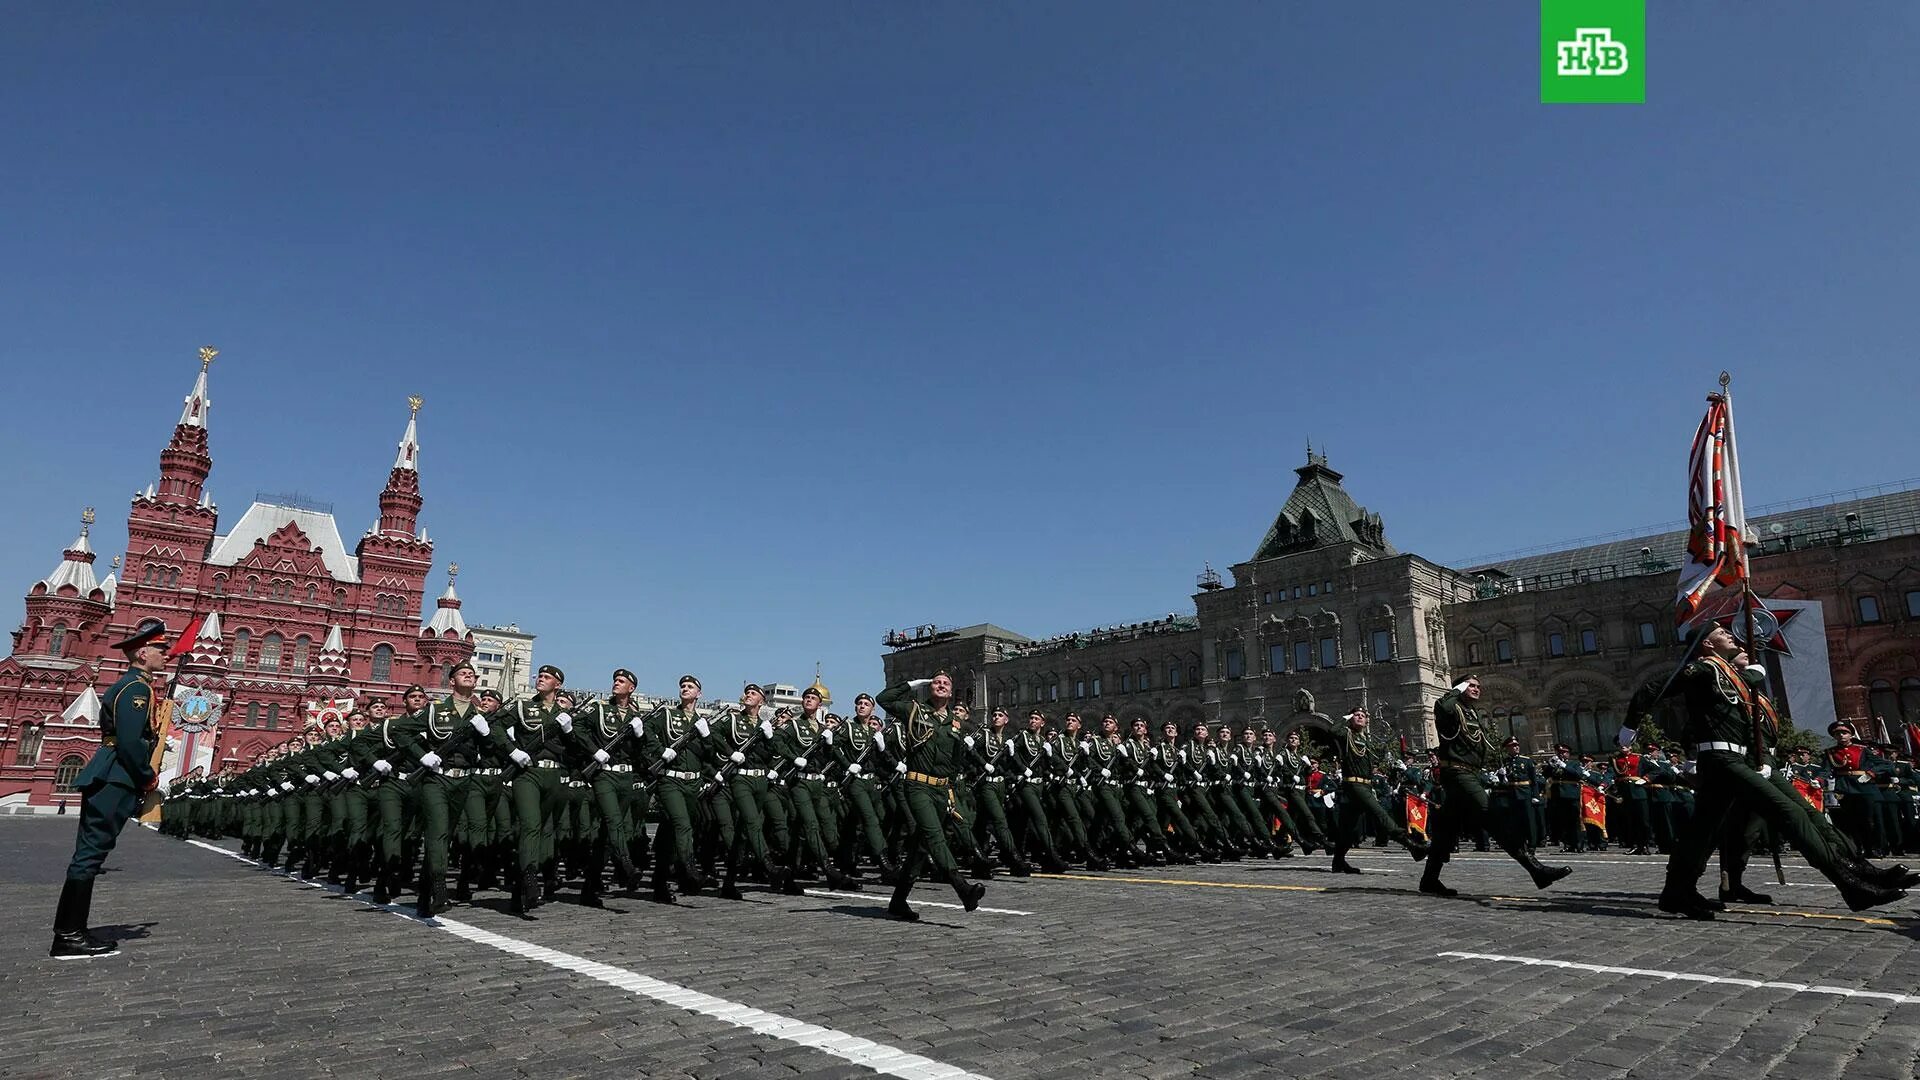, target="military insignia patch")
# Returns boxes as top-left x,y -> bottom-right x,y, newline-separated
132,697 -> 147,709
